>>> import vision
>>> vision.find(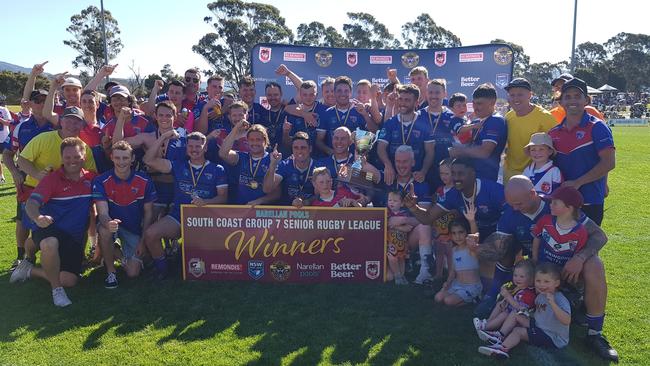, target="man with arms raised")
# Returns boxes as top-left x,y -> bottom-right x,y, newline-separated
93,141 -> 157,288
11,138 -> 96,307
142,131 -> 228,279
